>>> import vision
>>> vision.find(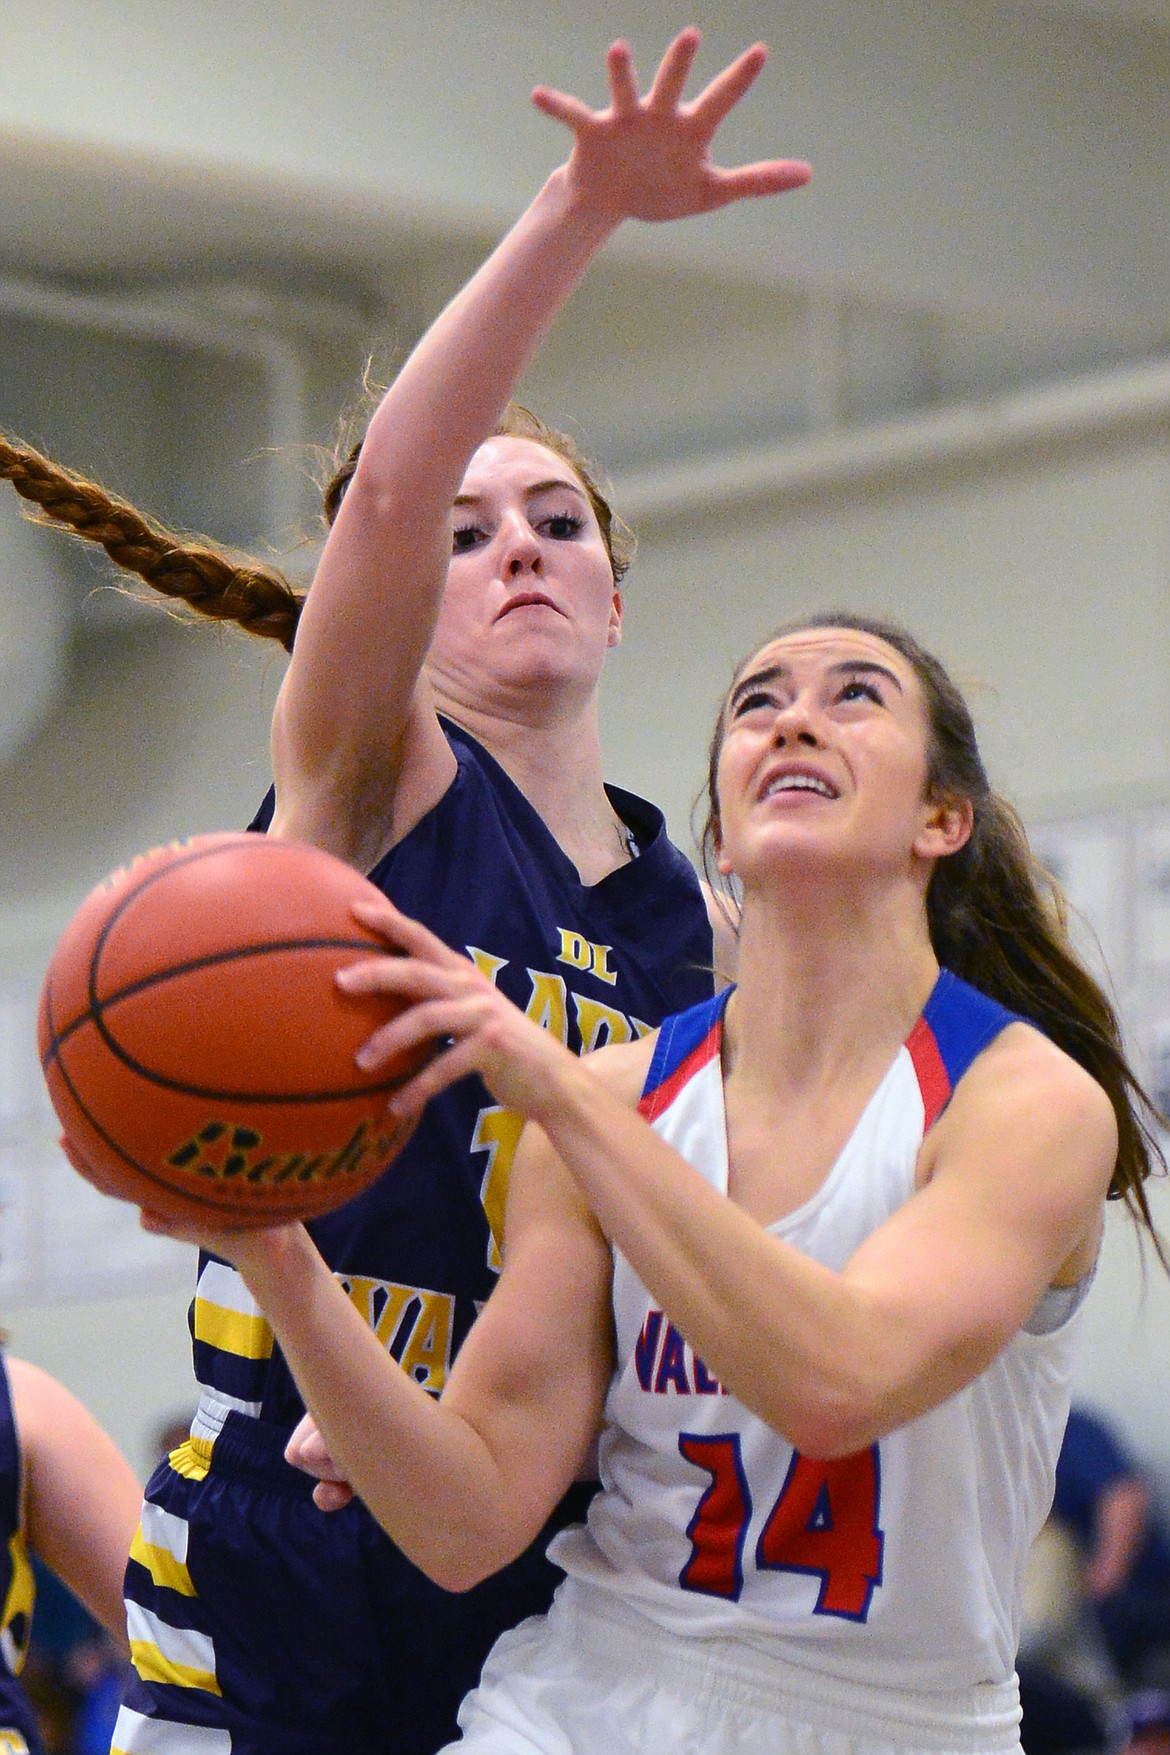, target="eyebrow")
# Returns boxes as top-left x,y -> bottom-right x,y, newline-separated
452,477 -> 589,509
728,659 -> 905,713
